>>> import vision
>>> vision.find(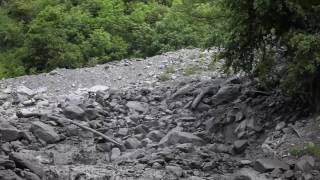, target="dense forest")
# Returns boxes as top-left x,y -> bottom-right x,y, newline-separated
0,0 -> 320,108
0,0 -> 220,77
